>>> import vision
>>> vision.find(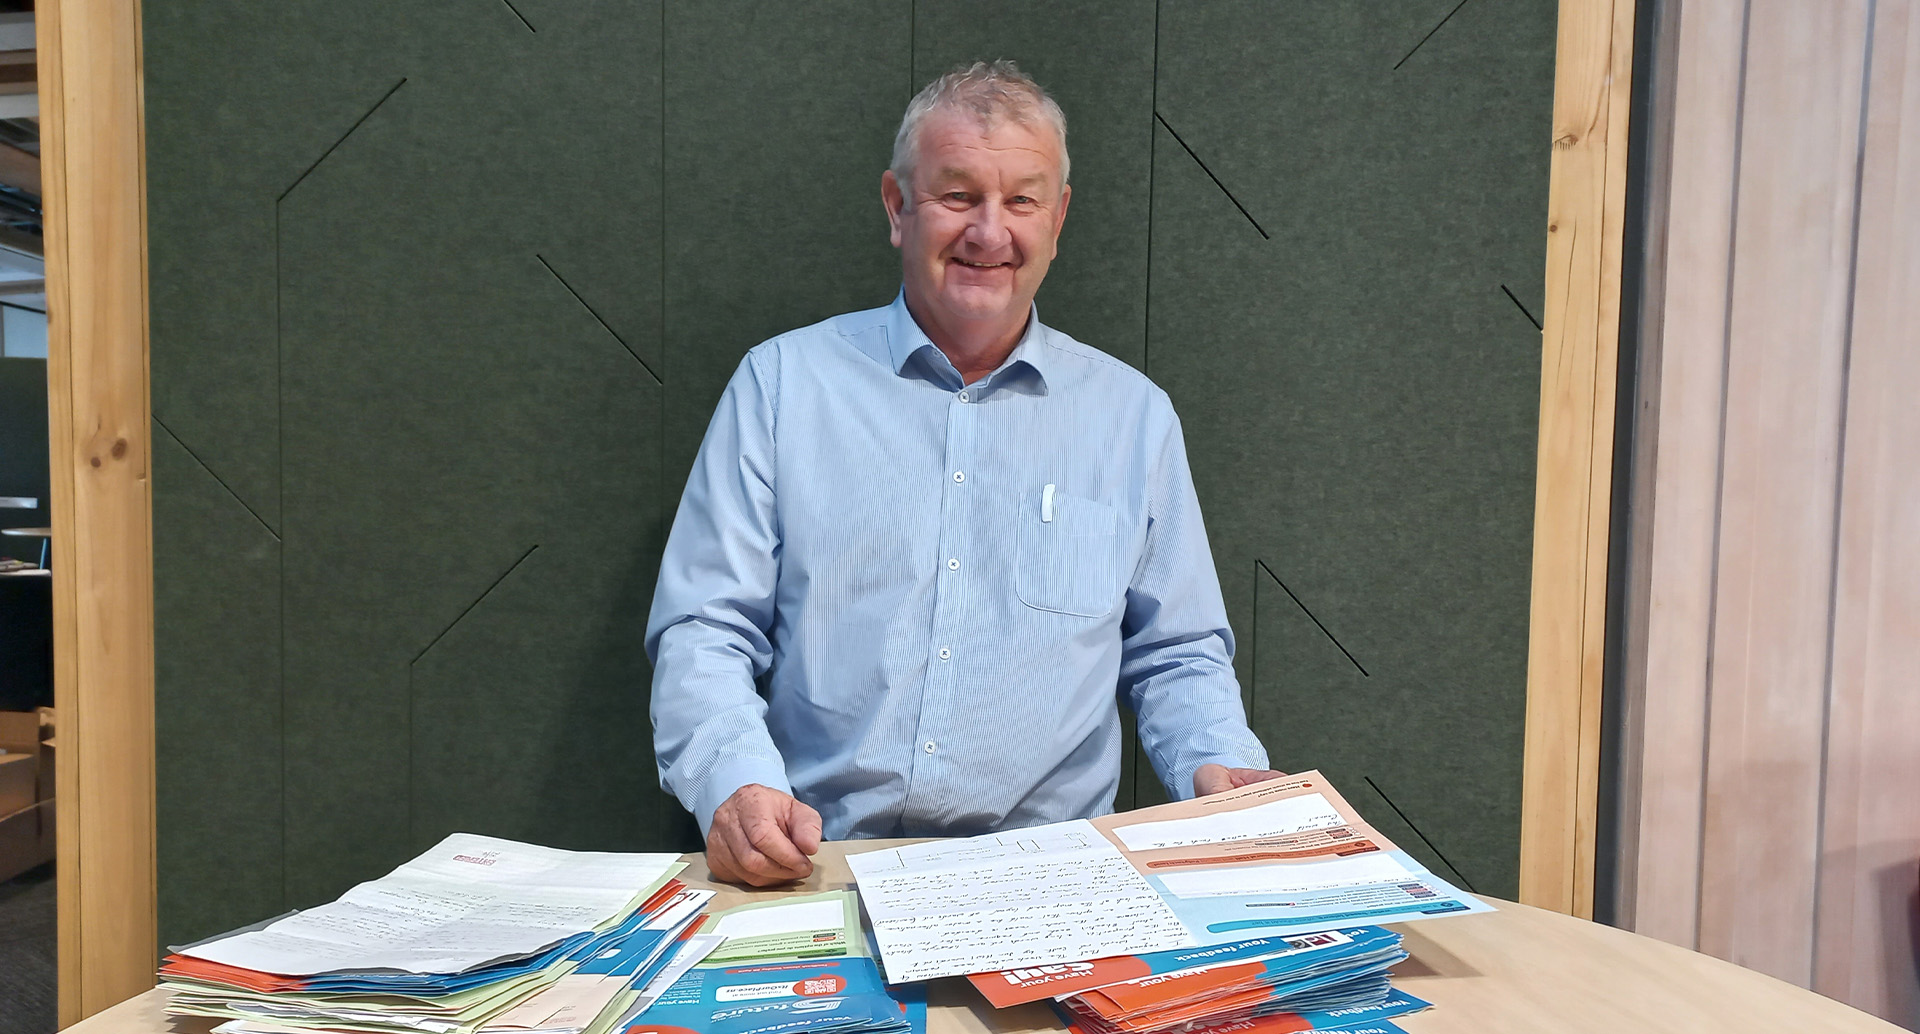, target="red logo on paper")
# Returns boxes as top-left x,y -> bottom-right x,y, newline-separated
793,975 -> 846,997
